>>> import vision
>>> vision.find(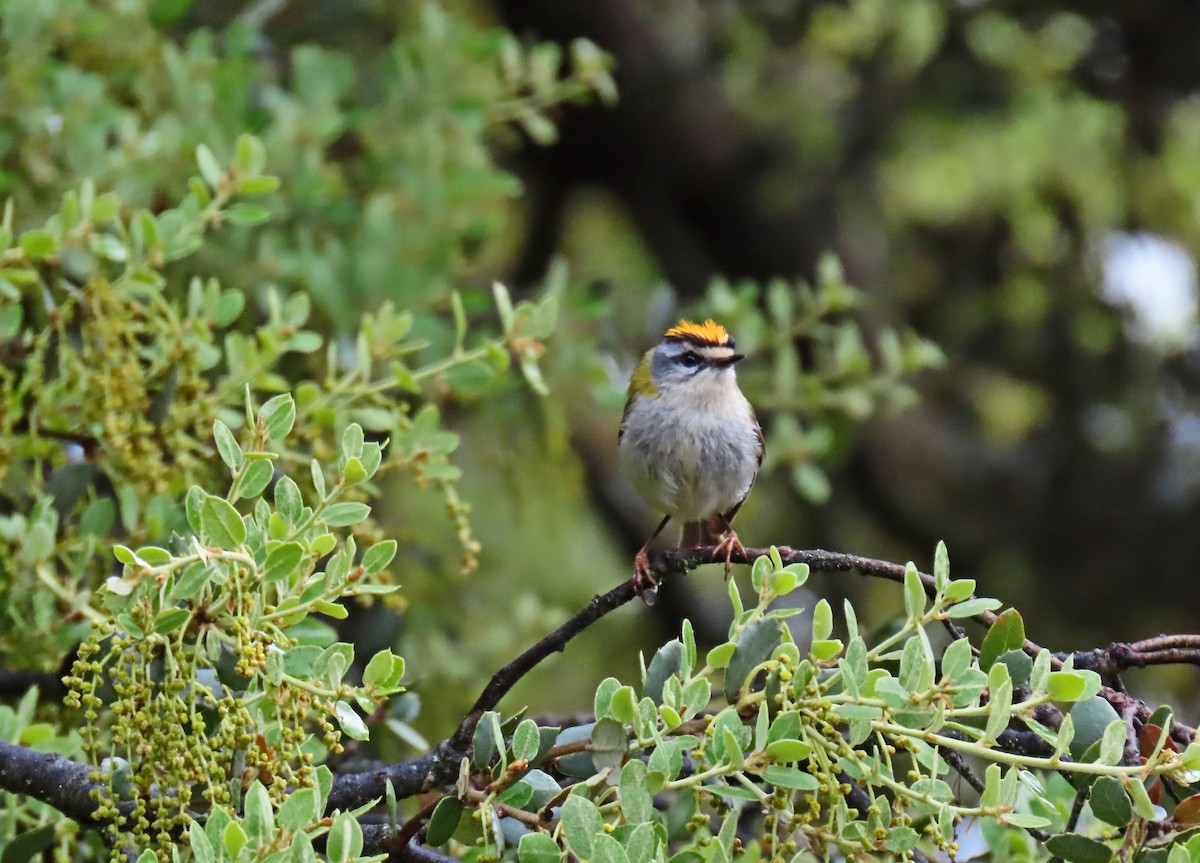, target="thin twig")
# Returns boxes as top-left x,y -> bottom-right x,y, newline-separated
425,572 -> 653,786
